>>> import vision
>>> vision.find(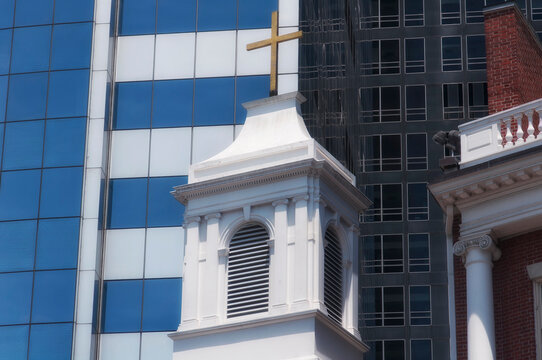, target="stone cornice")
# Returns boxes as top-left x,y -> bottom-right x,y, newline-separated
172,159 -> 371,212
430,152 -> 542,210
454,233 -> 501,262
